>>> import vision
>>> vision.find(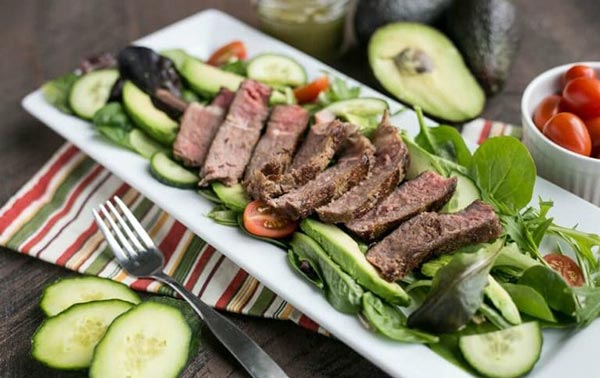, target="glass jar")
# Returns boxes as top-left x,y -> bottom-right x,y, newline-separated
256,0 -> 350,60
